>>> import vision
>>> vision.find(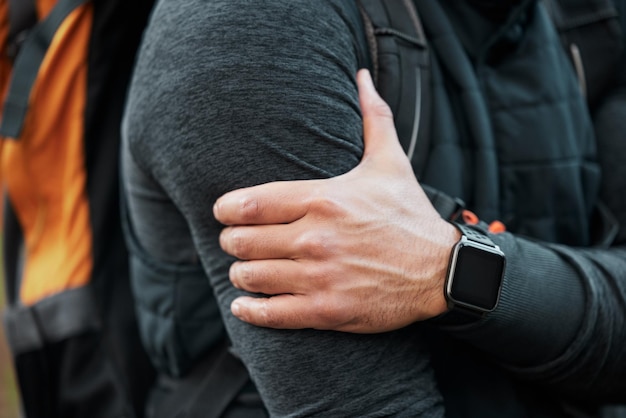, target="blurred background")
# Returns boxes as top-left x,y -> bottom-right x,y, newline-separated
0,249 -> 20,418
